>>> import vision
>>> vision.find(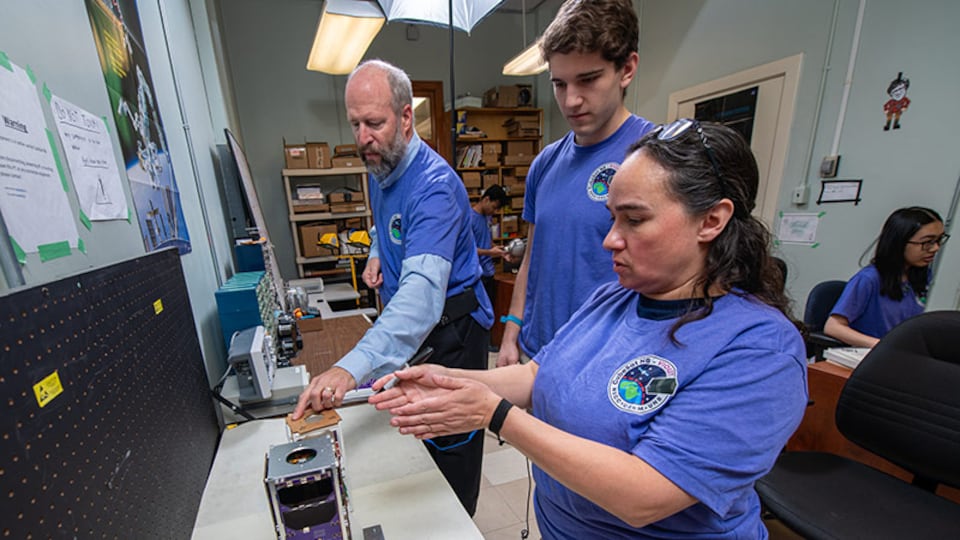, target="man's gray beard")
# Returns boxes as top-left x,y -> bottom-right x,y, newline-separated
364,128 -> 407,178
